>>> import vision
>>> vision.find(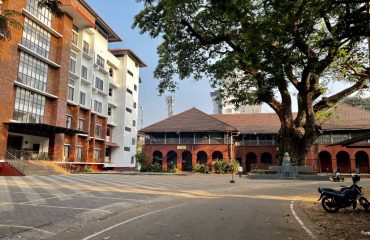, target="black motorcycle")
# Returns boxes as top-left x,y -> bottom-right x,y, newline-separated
318,174 -> 370,213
